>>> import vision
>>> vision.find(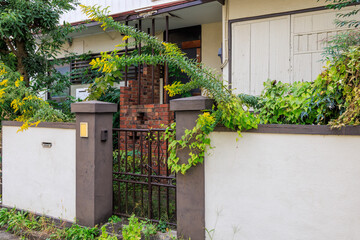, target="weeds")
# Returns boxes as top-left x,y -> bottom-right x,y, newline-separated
0,208 -> 170,240
0,208 -> 101,239
108,215 -> 122,224
122,214 -> 142,240
156,220 -> 168,233
63,224 -> 99,240
141,220 -> 157,240
98,226 -> 117,240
